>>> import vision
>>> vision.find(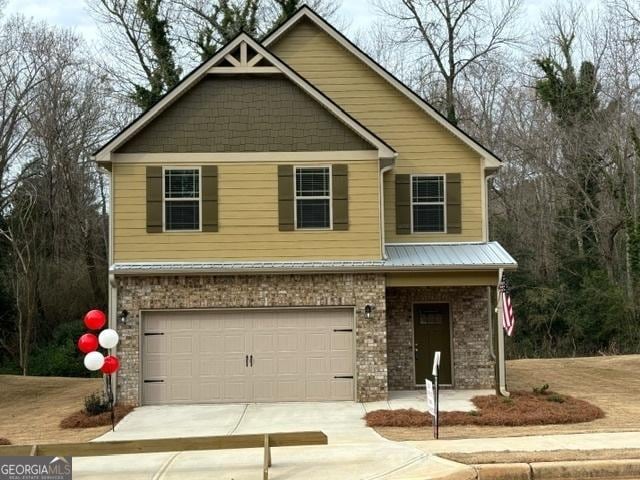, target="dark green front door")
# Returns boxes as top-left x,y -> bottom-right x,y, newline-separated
414,303 -> 452,385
